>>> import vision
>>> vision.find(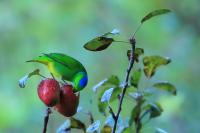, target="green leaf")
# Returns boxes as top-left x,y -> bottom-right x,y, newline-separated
126,86 -> 137,93
98,87 -> 121,115
127,48 -> 144,62
129,99 -> 145,126
98,102 -> 108,116
144,102 -> 163,119
94,75 -> 120,115
84,36 -> 114,51
141,9 -> 171,23
70,117 -> 86,132
101,87 -> 114,103
83,30 -> 119,52
130,69 -> 142,88
122,127 -> 132,133
93,75 -> 120,93
106,75 -> 120,86
153,81 -> 177,95
143,55 -> 171,78
101,125 -> 112,133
